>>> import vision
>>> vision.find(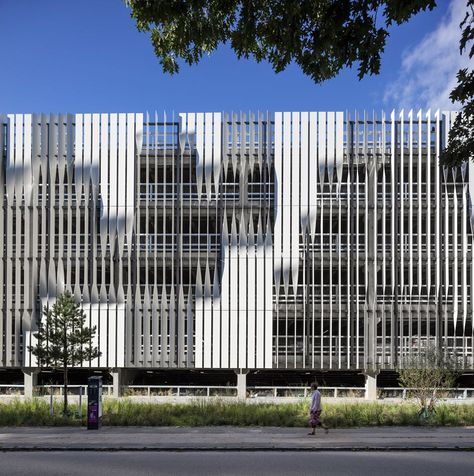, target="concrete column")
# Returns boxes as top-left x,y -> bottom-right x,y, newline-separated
110,369 -> 134,398
364,372 -> 378,401
236,370 -> 248,399
22,368 -> 38,398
